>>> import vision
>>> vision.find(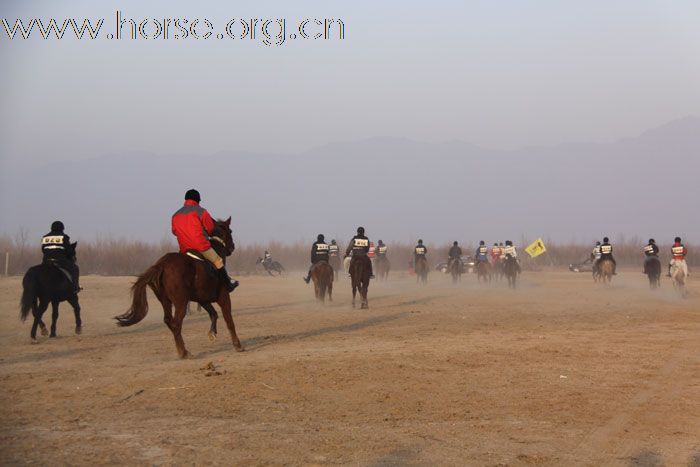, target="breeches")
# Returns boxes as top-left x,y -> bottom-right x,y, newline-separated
201,248 -> 224,269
